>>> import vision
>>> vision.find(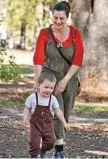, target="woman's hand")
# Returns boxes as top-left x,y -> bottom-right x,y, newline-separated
33,82 -> 39,92
33,65 -> 42,92
54,65 -> 79,95
55,79 -> 68,95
